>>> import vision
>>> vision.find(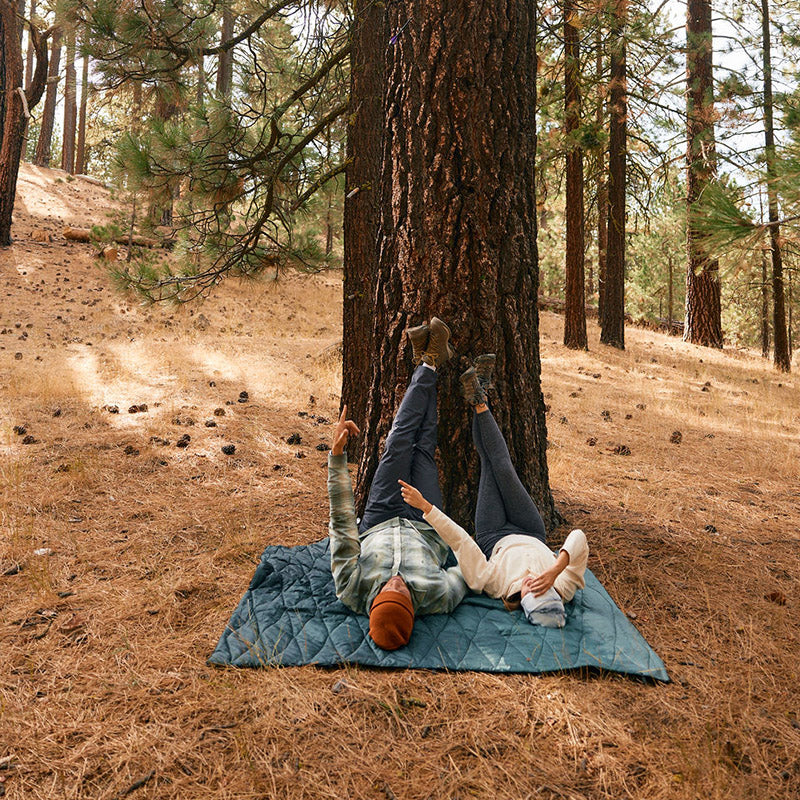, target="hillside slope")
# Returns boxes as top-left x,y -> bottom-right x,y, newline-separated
1,164 -> 799,800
